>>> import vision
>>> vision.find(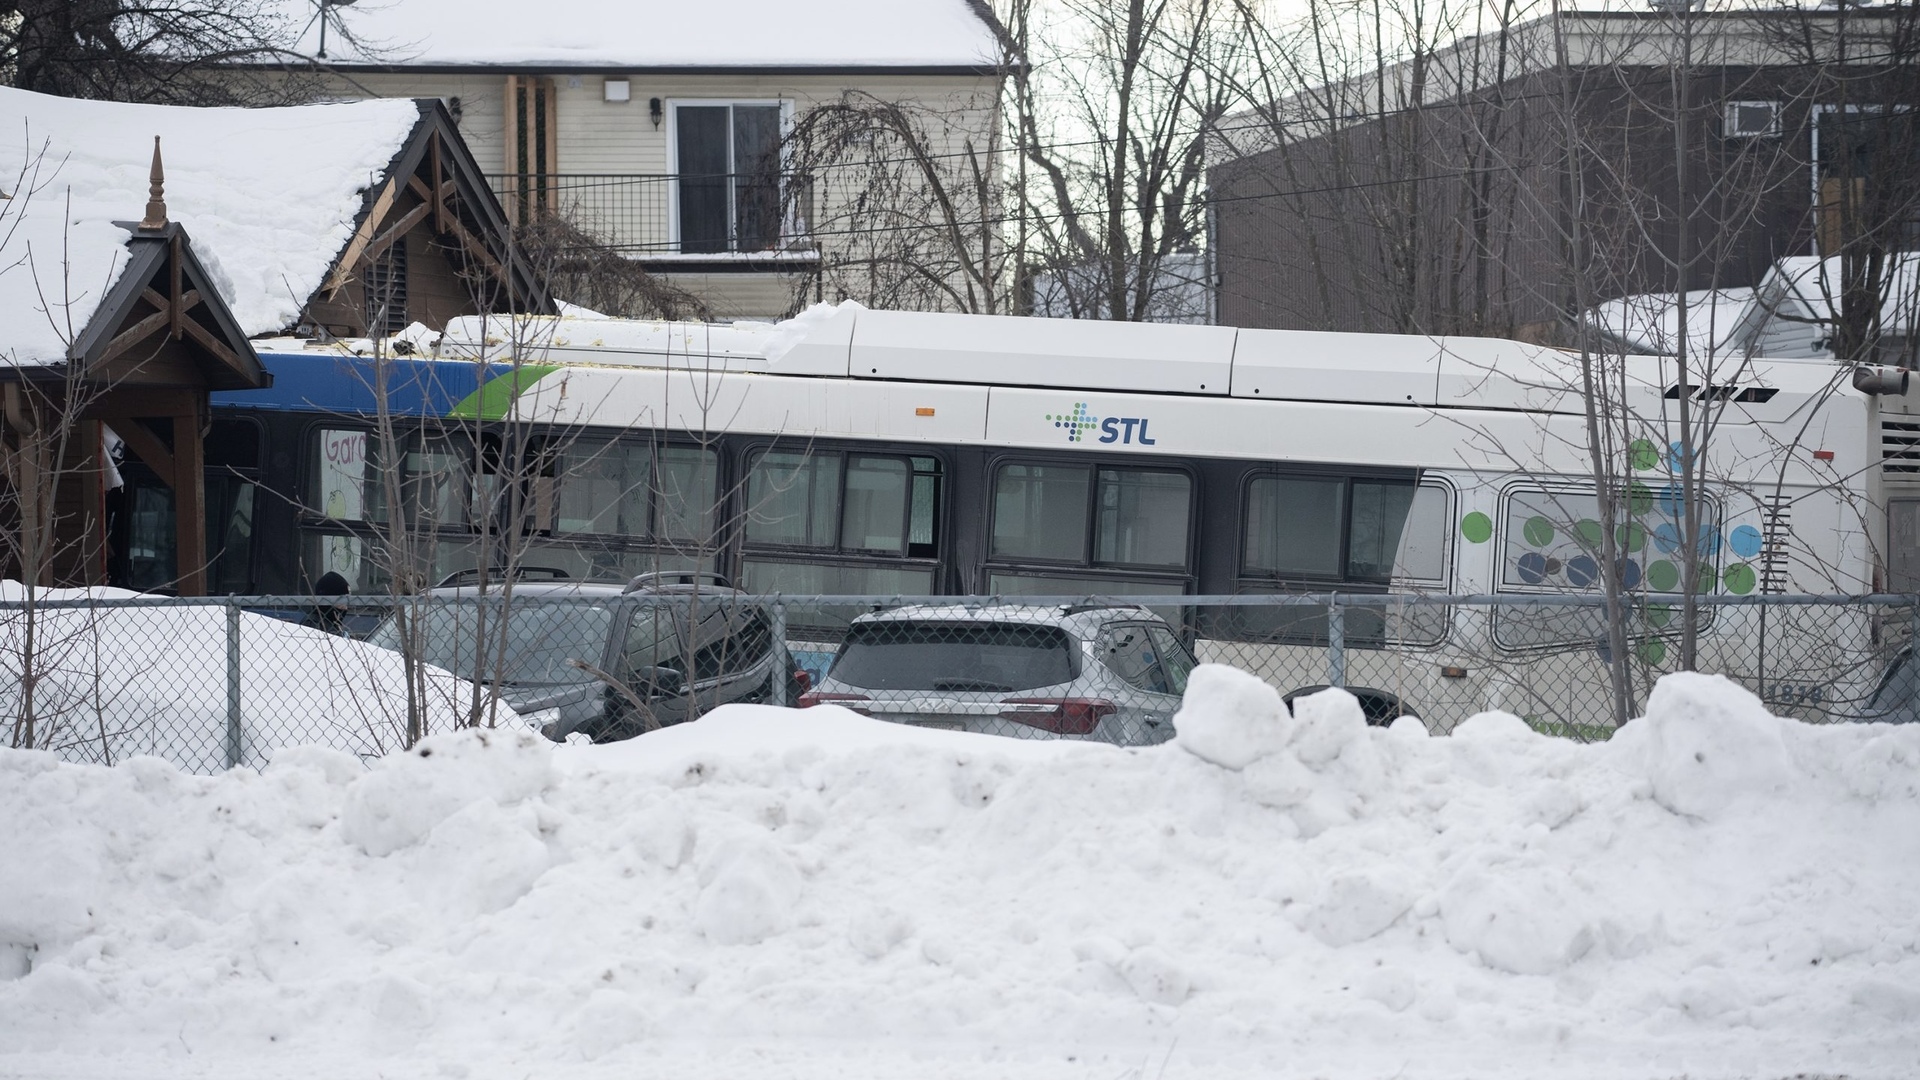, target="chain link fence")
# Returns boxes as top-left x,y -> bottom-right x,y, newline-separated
3,591 -> 1914,775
